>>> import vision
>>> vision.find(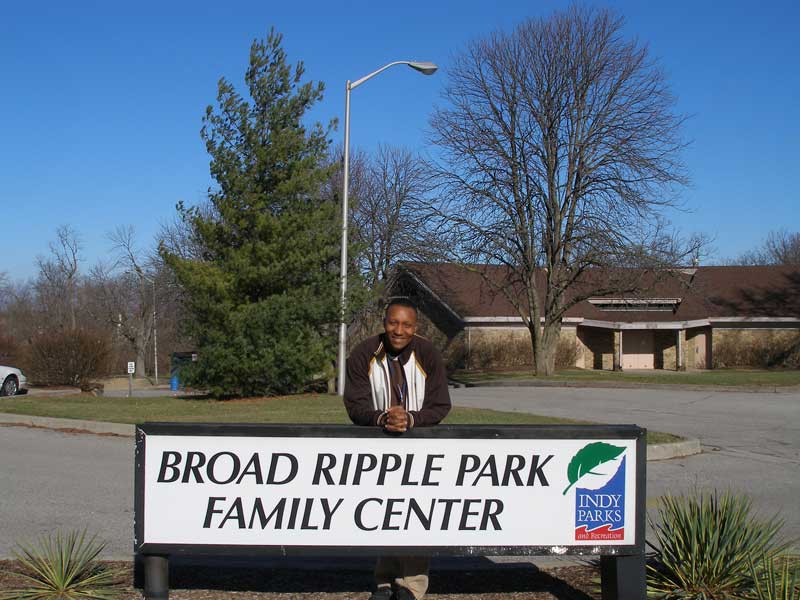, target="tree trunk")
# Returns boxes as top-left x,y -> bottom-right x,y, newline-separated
133,314 -> 153,379
135,324 -> 148,379
528,322 -> 544,376
136,346 -> 147,380
534,321 -> 561,376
